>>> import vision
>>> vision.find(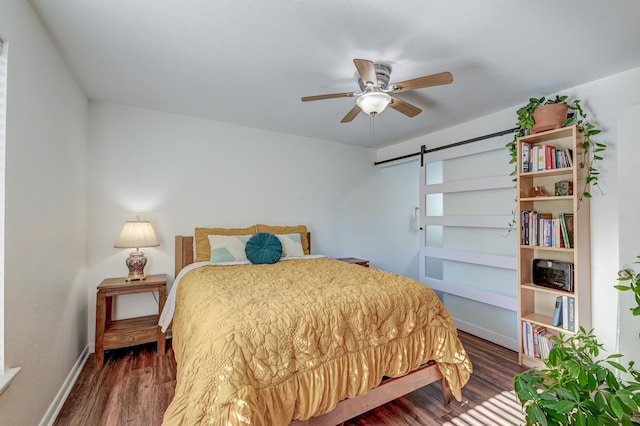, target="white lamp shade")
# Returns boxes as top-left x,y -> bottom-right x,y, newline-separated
356,92 -> 392,115
114,220 -> 159,249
